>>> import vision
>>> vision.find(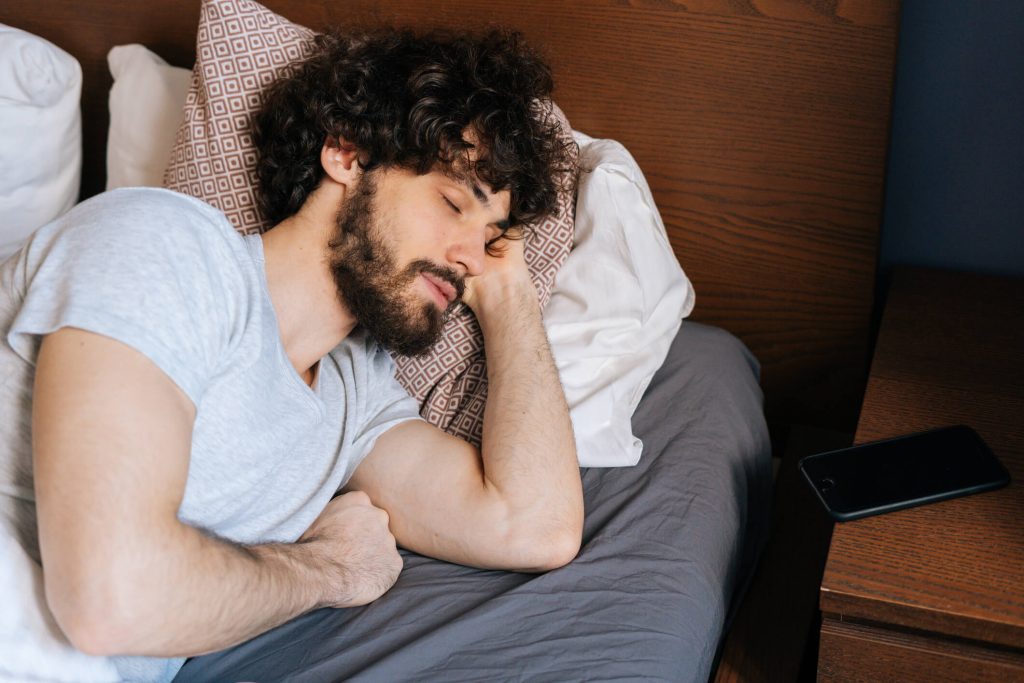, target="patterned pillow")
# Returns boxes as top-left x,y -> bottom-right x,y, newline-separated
164,0 -> 577,446
163,0 -> 315,233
